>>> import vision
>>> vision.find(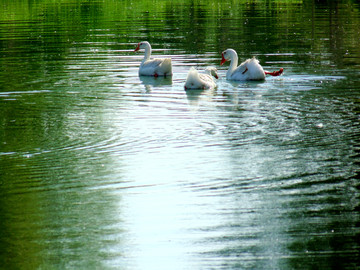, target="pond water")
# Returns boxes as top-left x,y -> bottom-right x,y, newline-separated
1,0 -> 360,269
